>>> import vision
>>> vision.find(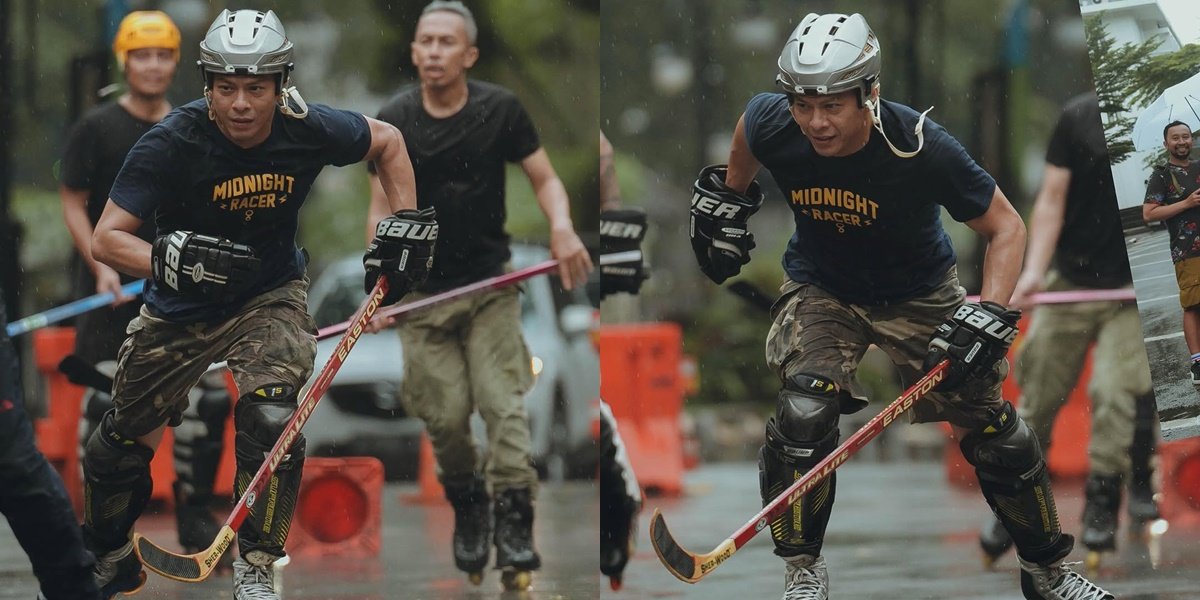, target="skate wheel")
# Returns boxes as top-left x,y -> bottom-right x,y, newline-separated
500,569 -> 533,591
1084,551 -> 1102,575
468,571 -> 484,586
609,575 -> 623,591
980,553 -> 1001,571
